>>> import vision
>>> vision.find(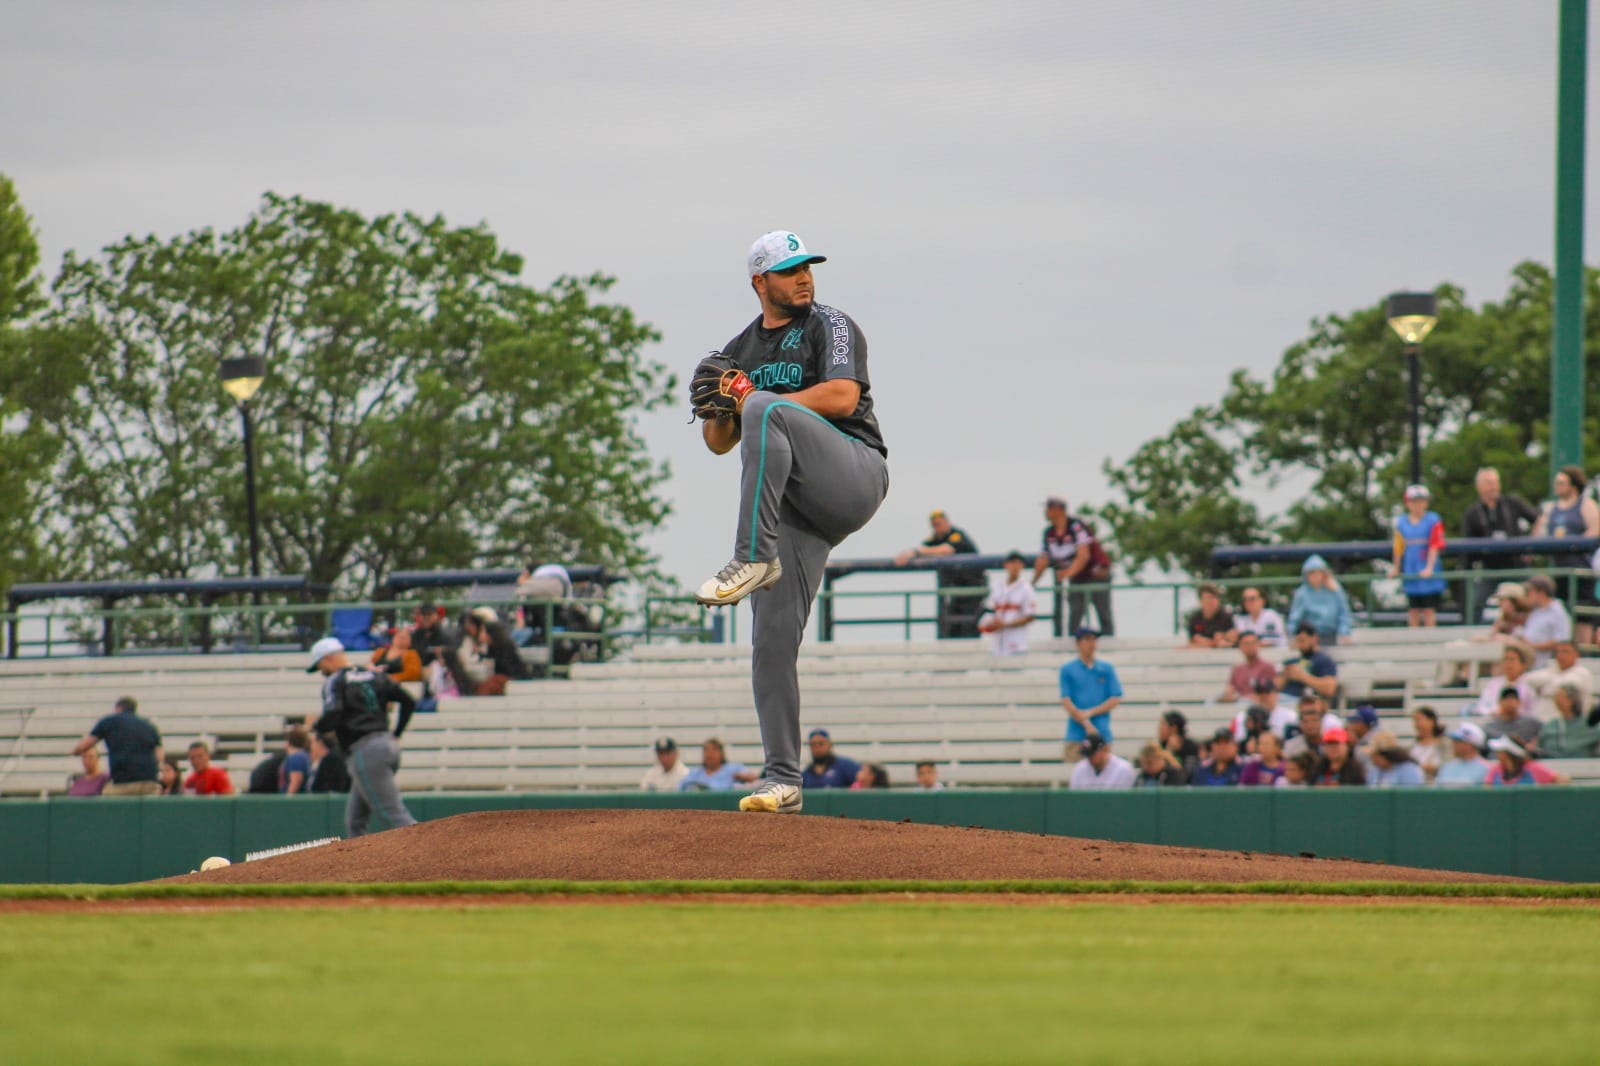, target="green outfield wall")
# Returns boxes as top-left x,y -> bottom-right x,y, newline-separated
2,788 -> 1597,884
